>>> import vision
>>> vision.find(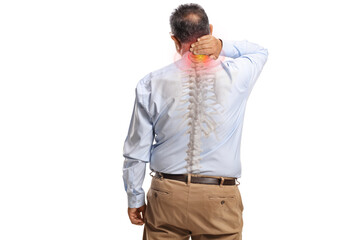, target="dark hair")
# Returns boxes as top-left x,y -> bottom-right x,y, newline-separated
169,3 -> 210,44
